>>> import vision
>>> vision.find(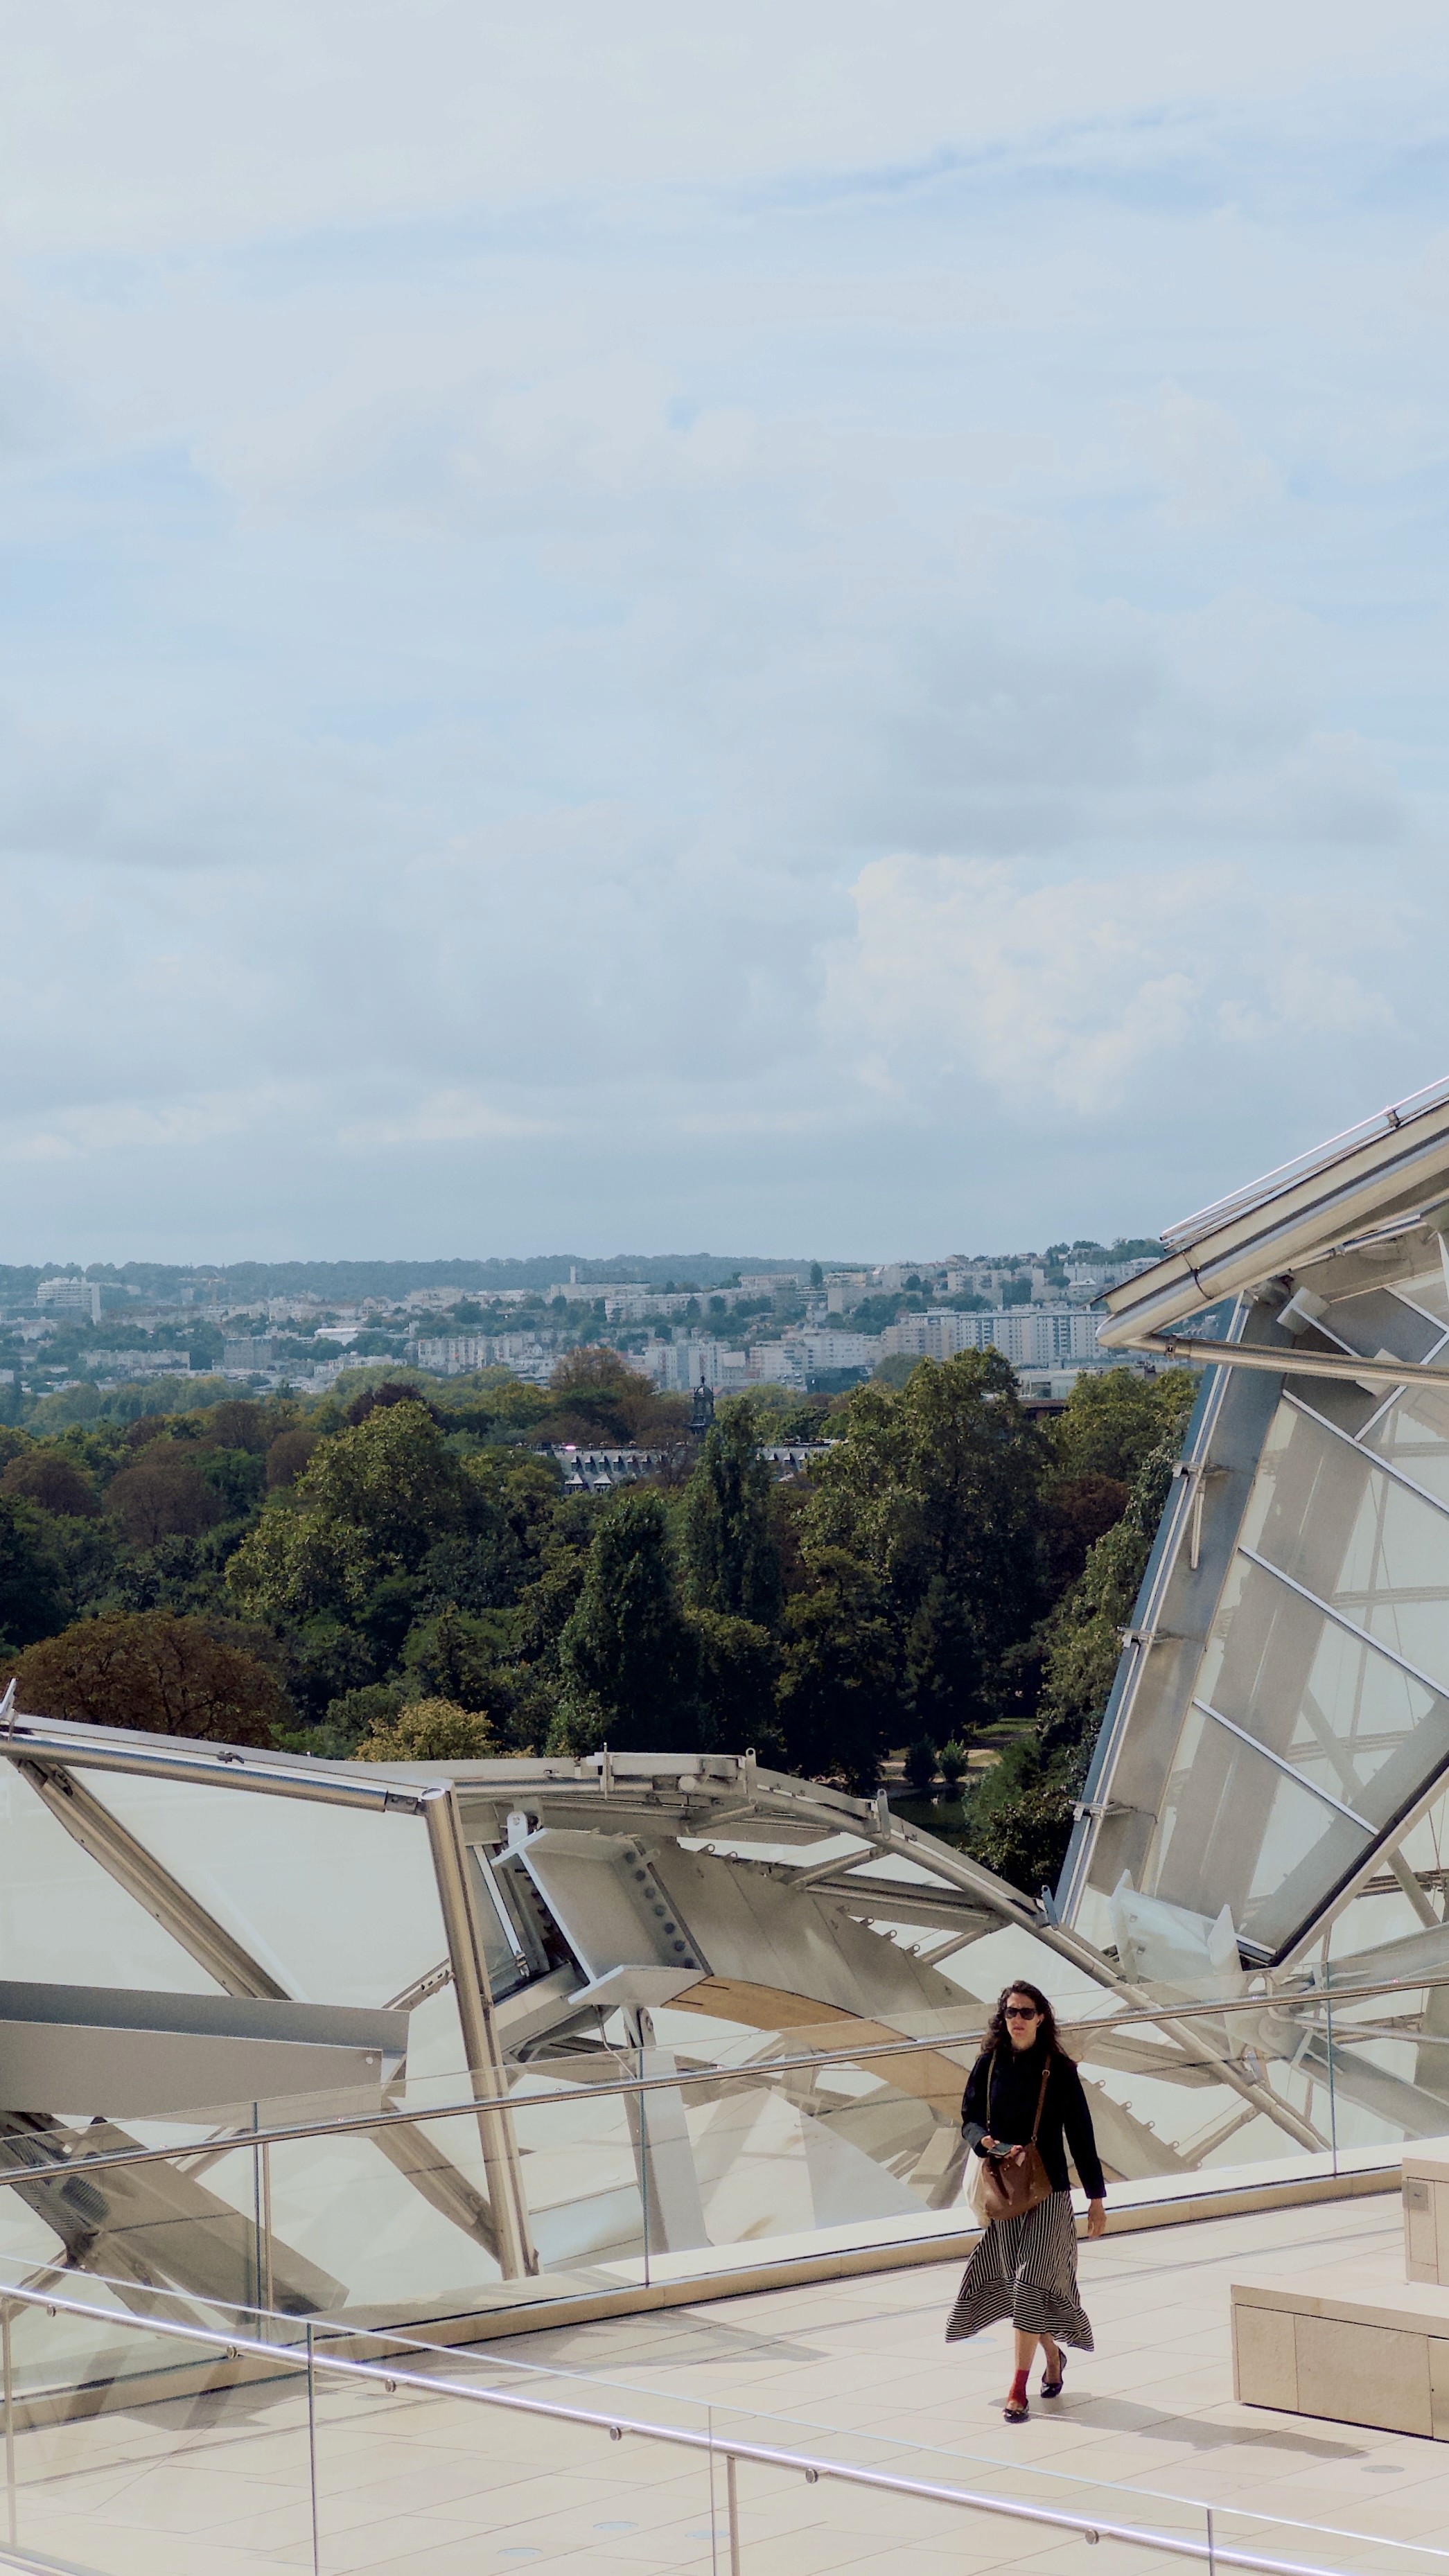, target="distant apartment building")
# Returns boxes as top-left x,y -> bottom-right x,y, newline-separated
36,1277 -> 103,1323
749,1342 -> 806,1386
1064,1255 -> 1159,1300
89,1350 -> 192,1379
415,1334 -> 555,1382
222,1339 -> 281,1370
594,1288 -> 721,1322
642,1339 -> 751,1395
797,1330 -> 877,1372
881,1305 -> 1100,1366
